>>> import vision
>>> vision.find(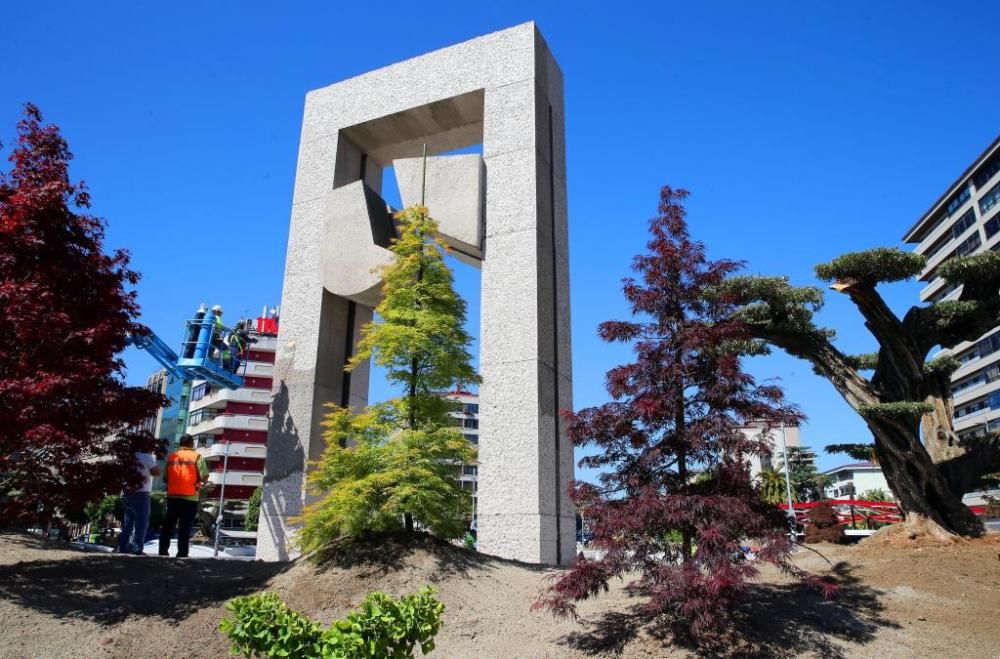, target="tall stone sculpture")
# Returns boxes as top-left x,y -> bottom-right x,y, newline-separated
257,22 -> 574,565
